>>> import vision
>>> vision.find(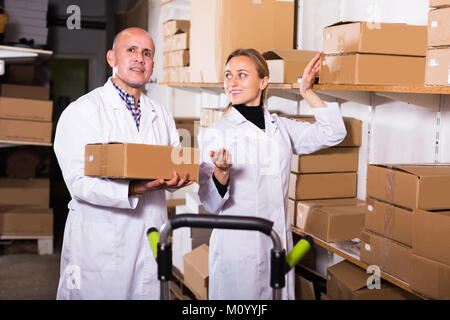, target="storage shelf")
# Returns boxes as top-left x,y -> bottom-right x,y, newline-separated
0,45 -> 53,64
291,226 -> 428,300
0,140 -> 52,148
